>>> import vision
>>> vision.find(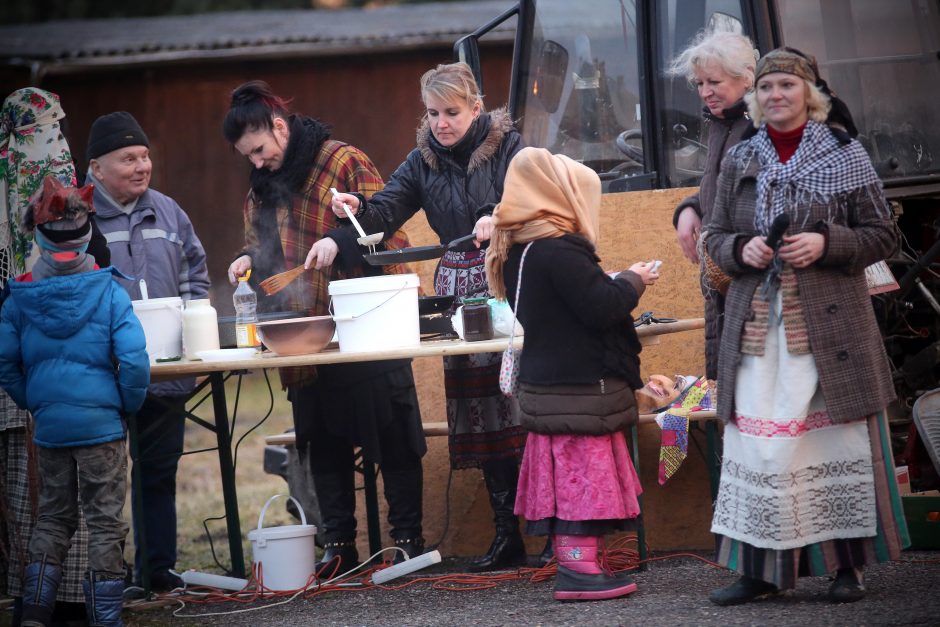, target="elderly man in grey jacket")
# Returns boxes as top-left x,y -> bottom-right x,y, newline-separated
85,111 -> 209,593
